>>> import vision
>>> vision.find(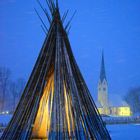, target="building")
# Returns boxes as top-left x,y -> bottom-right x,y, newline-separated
96,52 -> 131,117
